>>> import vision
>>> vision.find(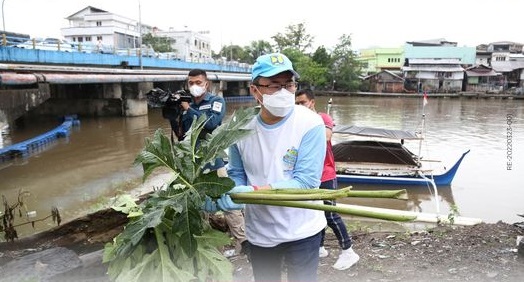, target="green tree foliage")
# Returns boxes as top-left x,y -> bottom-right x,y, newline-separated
142,33 -> 173,53
282,49 -> 327,89
272,22 -> 314,53
219,44 -> 250,62
312,46 -> 332,68
243,40 -> 274,64
330,34 -> 362,91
